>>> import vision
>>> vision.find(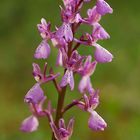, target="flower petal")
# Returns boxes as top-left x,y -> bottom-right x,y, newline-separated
94,44 -> 113,63
96,0 -> 113,15
32,63 -> 42,82
78,76 -> 93,94
60,70 -> 69,88
88,111 -> 107,131
56,23 -> 73,42
60,70 -> 74,91
37,18 -> 51,39
50,122 -> 60,140
84,56 -> 92,68
74,13 -> 82,23
89,90 -> 99,109
59,128 -> 70,138
64,23 -> 73,42
86,6 -> 101,25
56,49 -> 63,66
67,118 -> 75,137
78,76 -> 88,93
92,23 -> 110,40
69,70 -> 74,91
62,0 -> 72,7
84,61 -> 97,77
34,96 -> 47,115
59,118 -> 66,129
83,94 -> 90,109
34,40 -> 50,59
20,115 -> 39,133
25,83 -> 44,104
